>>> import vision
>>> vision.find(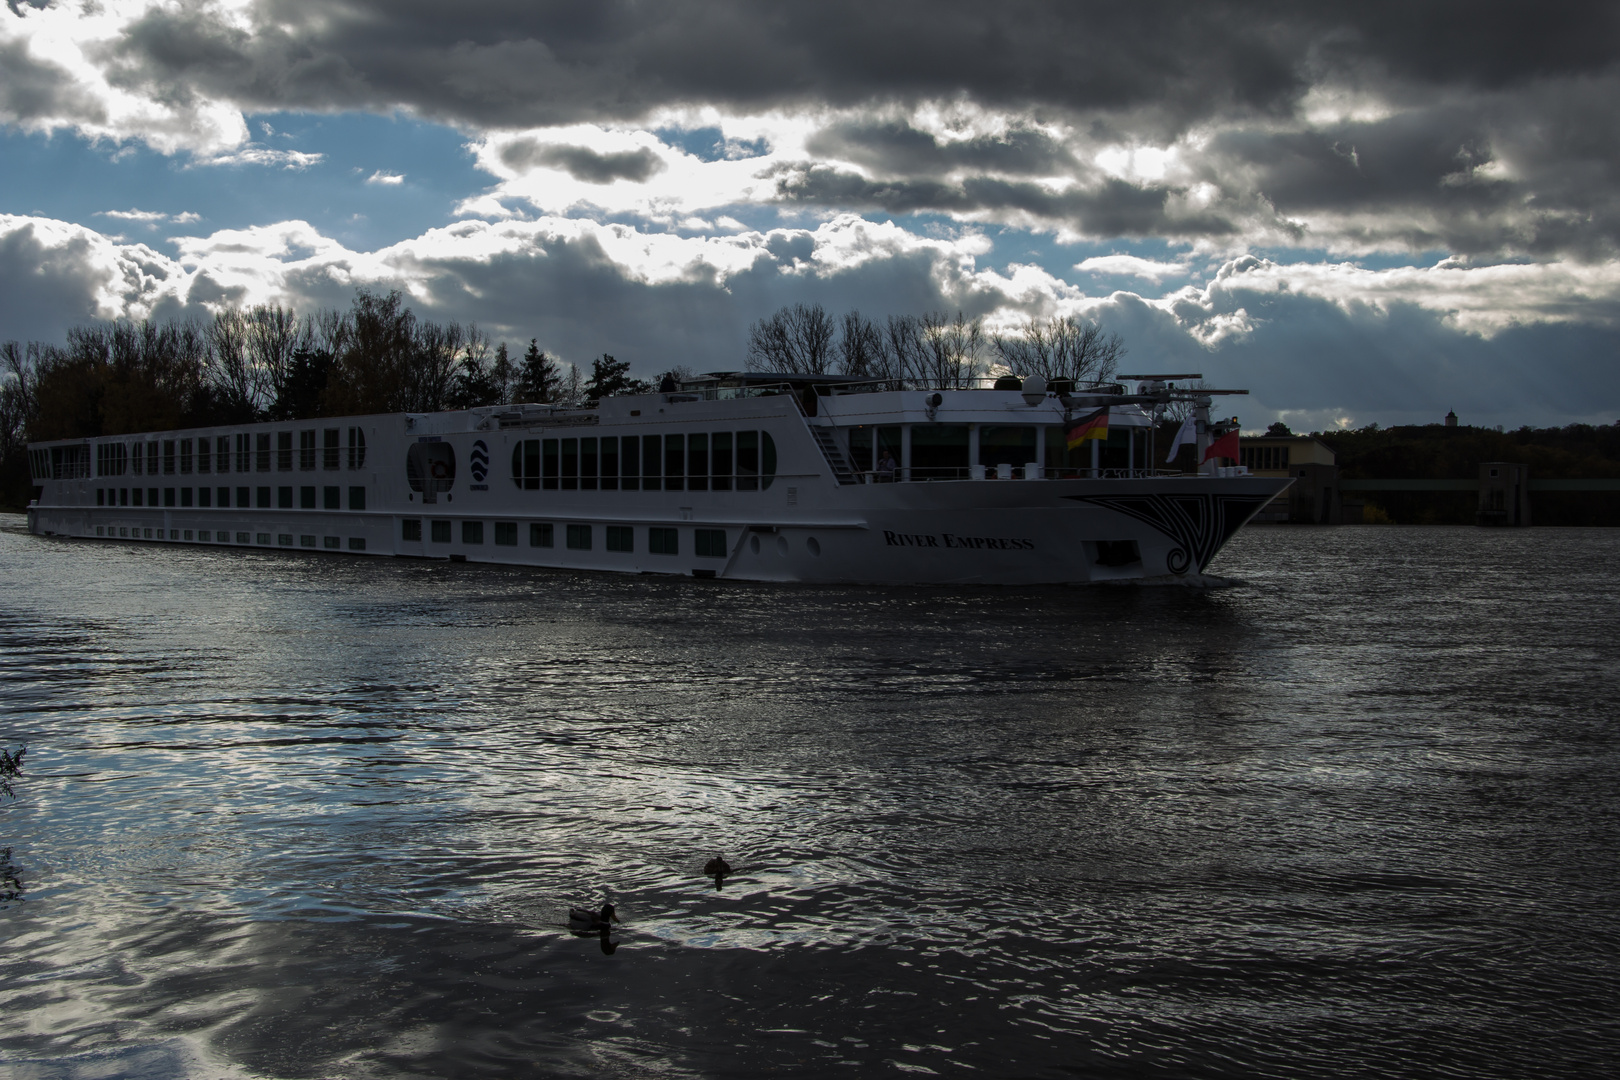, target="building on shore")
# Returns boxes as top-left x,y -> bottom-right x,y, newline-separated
1240,435 -> 1342,523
